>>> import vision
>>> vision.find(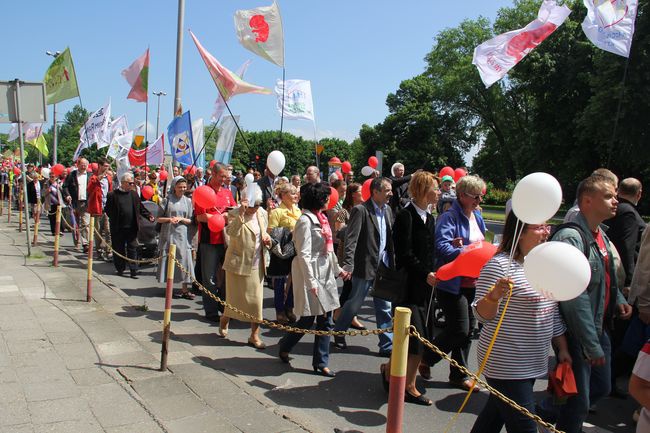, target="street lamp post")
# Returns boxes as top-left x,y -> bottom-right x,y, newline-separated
152,91 -> 167,138
45,50 -> 61,165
